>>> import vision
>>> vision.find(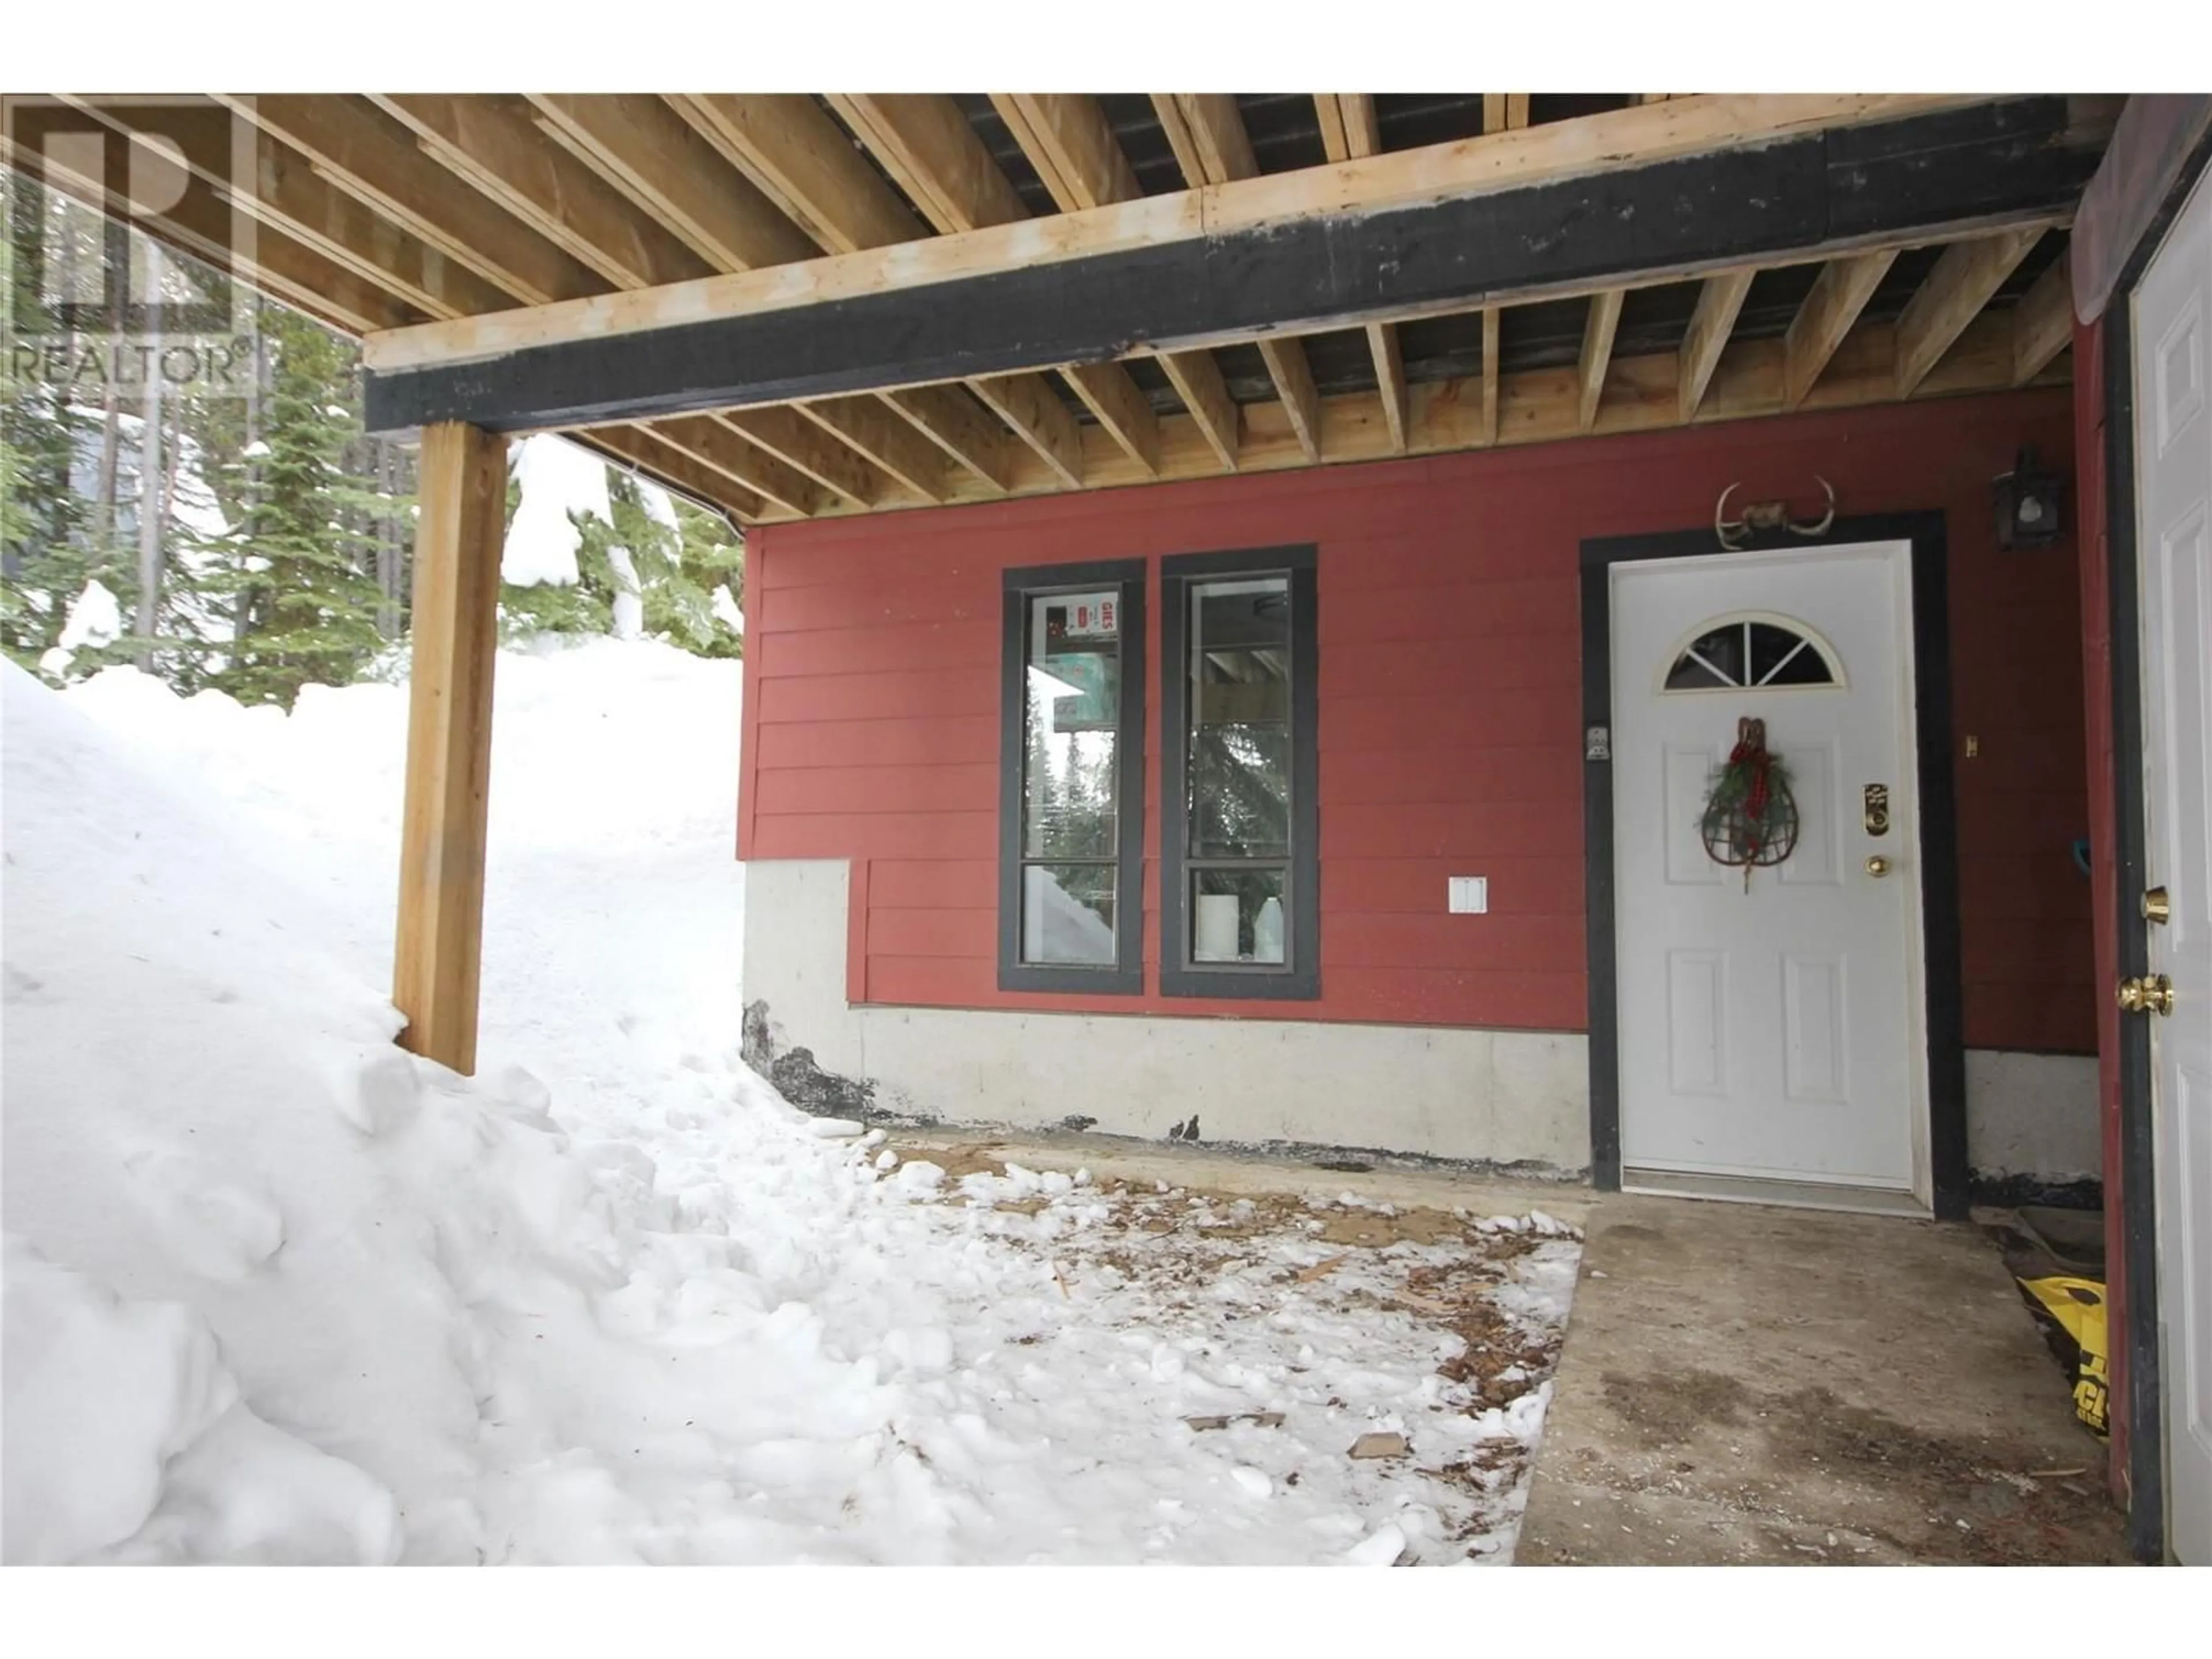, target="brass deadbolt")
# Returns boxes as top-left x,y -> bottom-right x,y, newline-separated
1864,854 -> 1892,878
2143,887 -> 2172,925
2117,974 -> 2175,1017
